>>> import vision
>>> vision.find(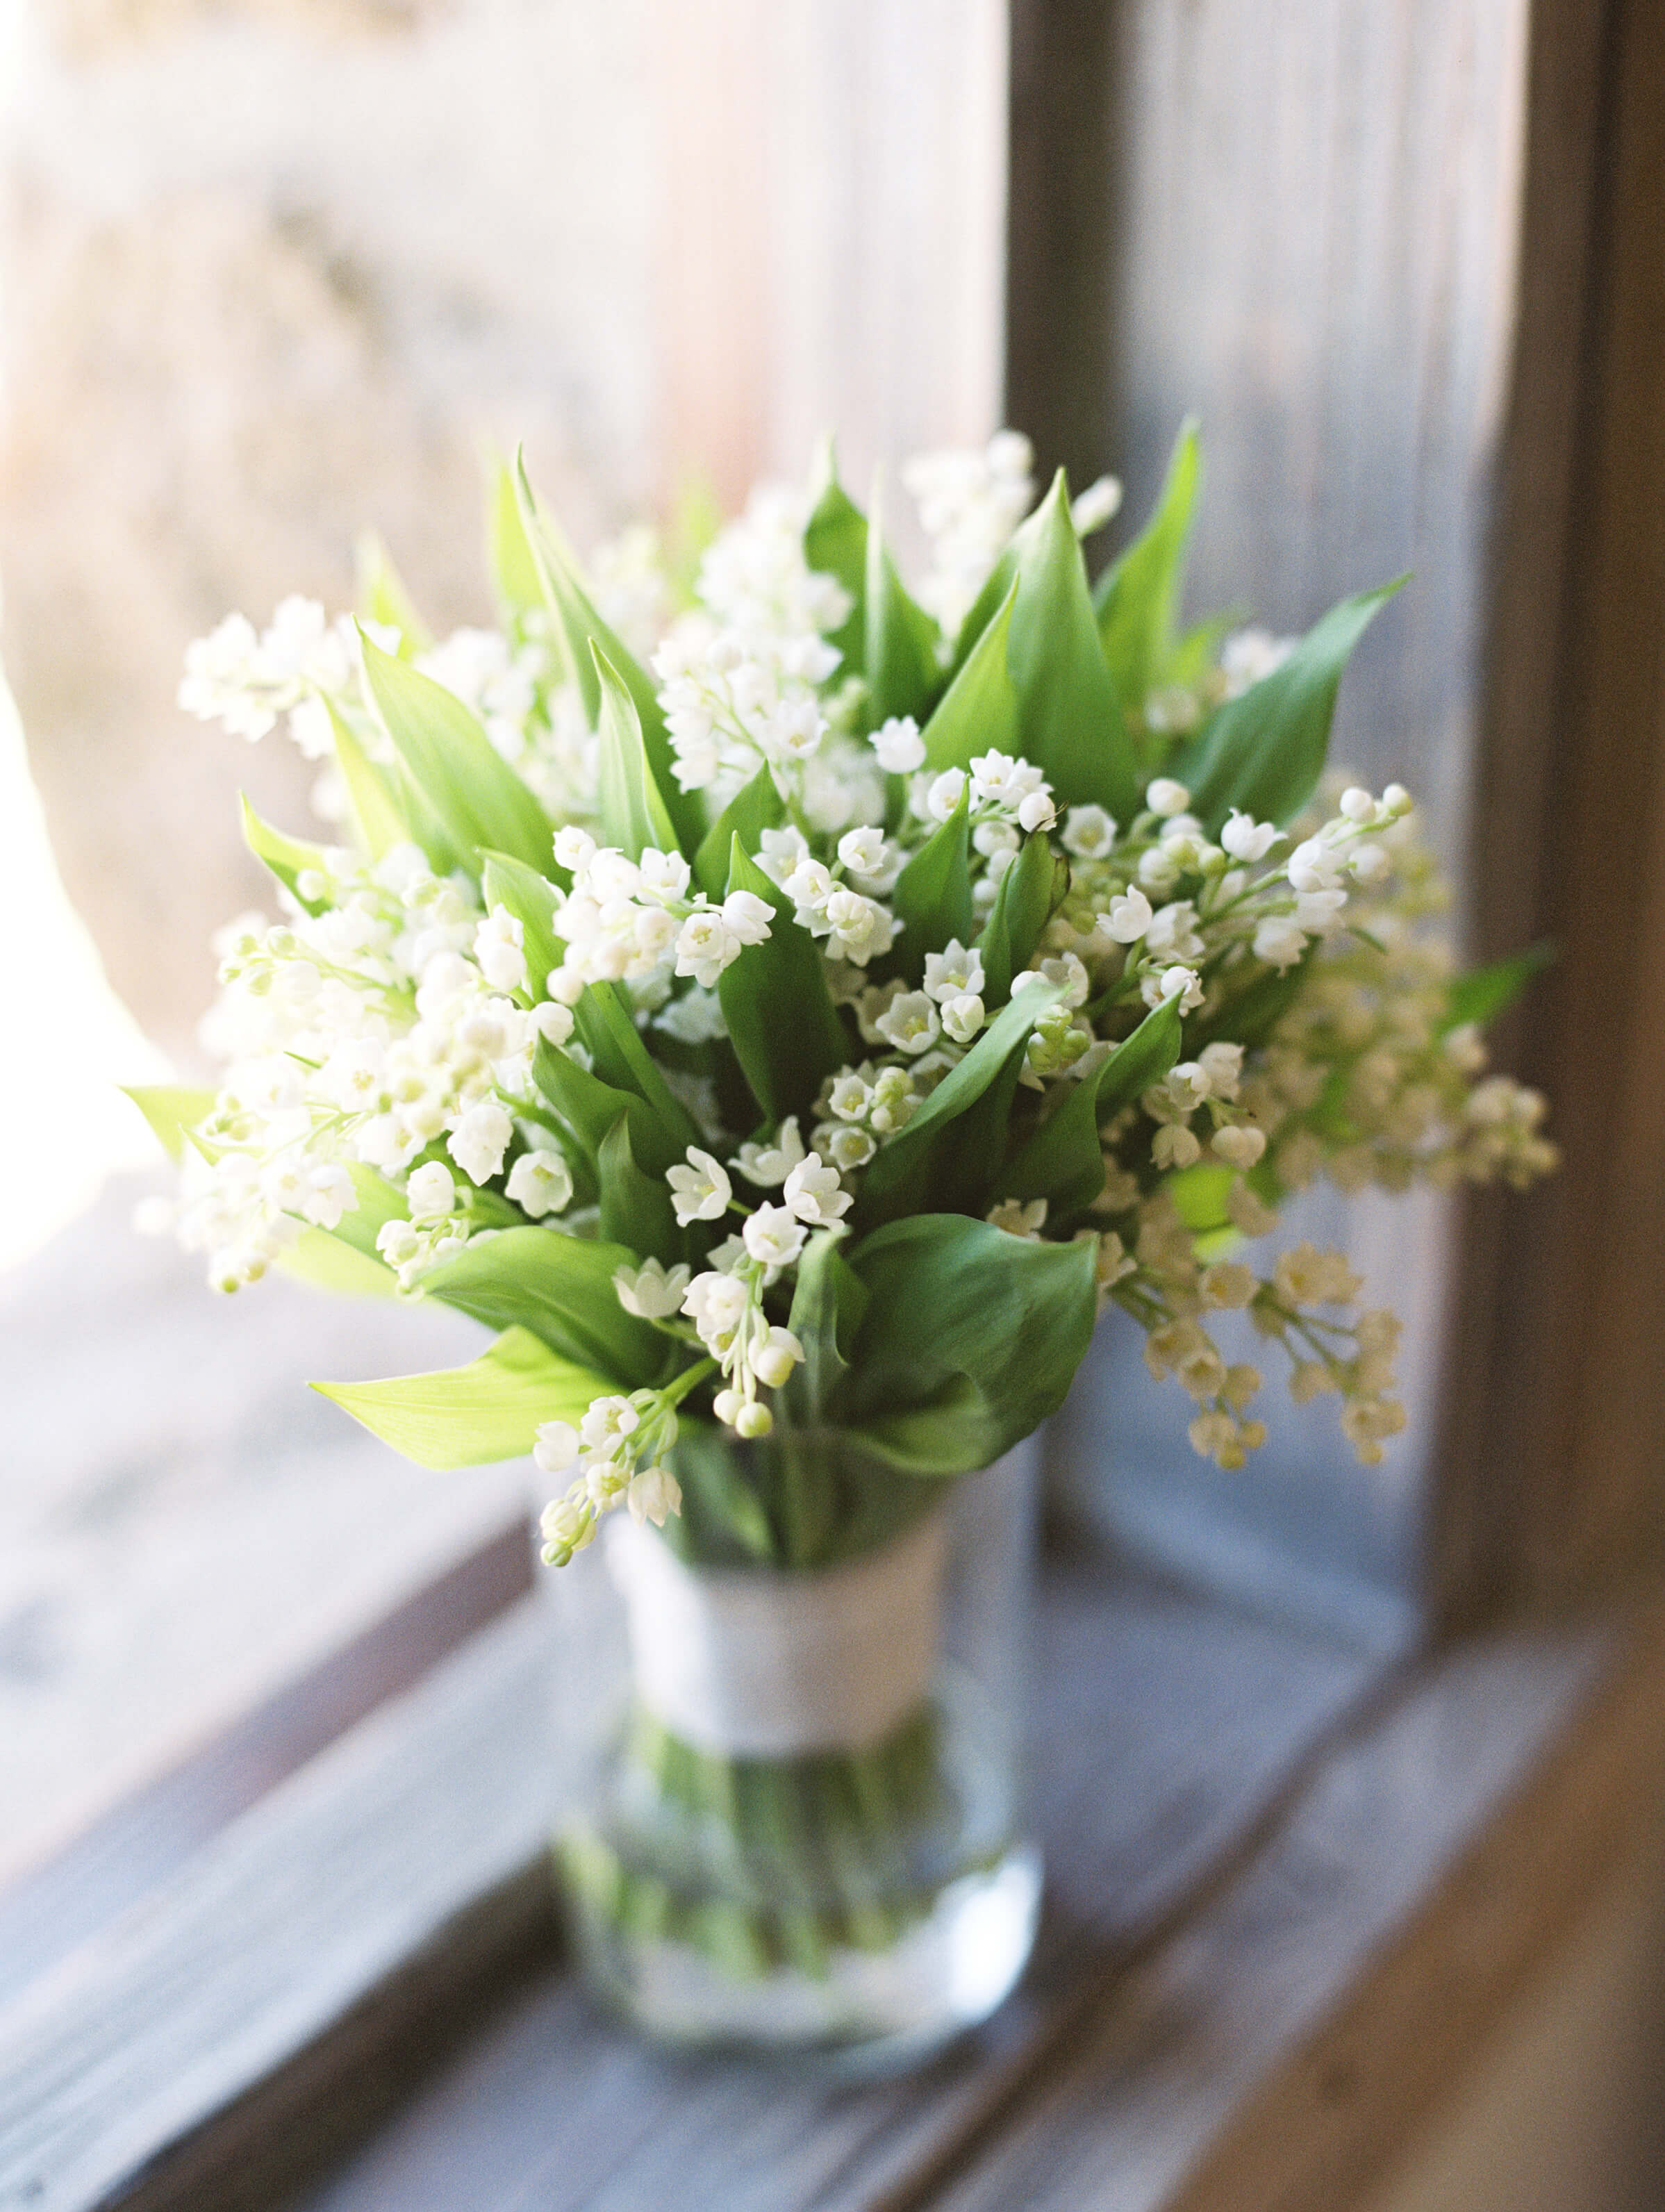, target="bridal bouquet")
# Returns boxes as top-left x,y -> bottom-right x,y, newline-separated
137,425 -> 1554,2055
